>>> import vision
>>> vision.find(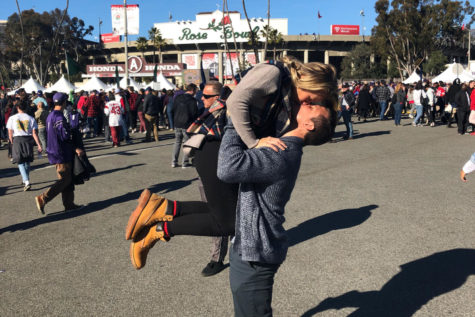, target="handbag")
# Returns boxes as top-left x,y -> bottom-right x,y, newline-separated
469,110 -> 475,125
182,133 -> 206,157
